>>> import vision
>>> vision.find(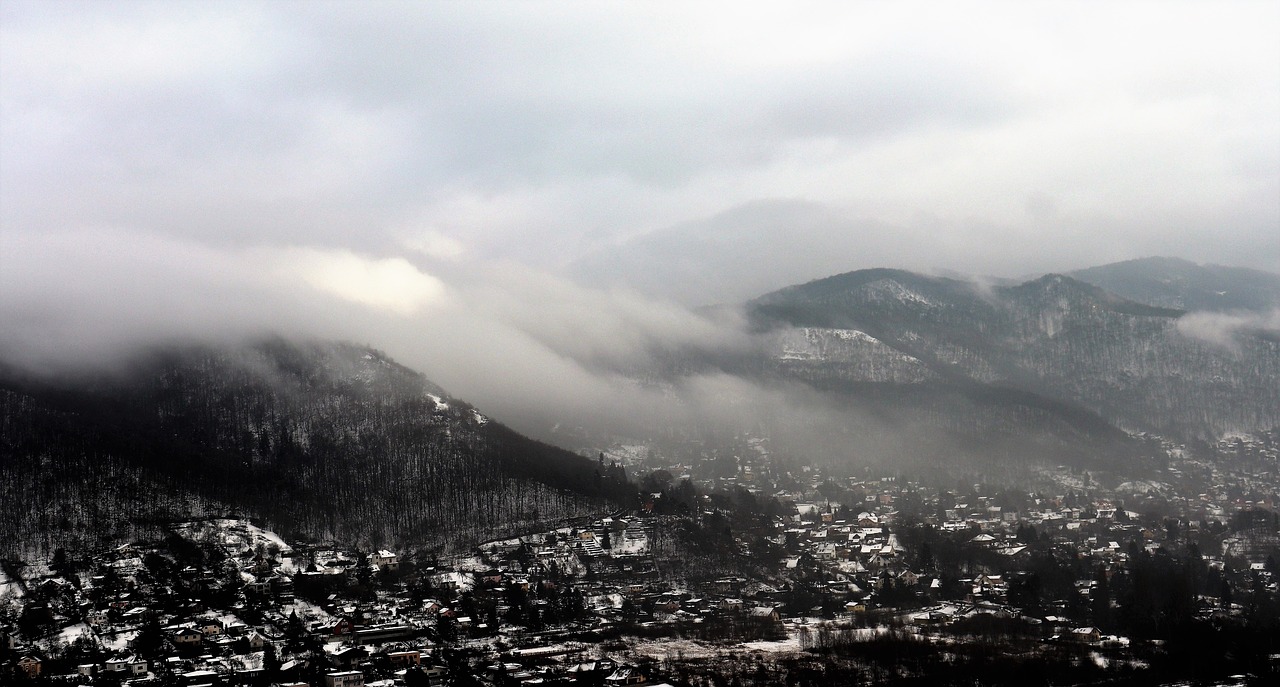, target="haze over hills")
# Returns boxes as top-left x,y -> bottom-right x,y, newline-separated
570,199 -> 910,306
560,258 -> 1280,481
0,339 -> 630,558
748,266 -> 1279,450
574,206 -> 1280,313
1069,256 -> 1280,313
1,258 -> 1276,556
